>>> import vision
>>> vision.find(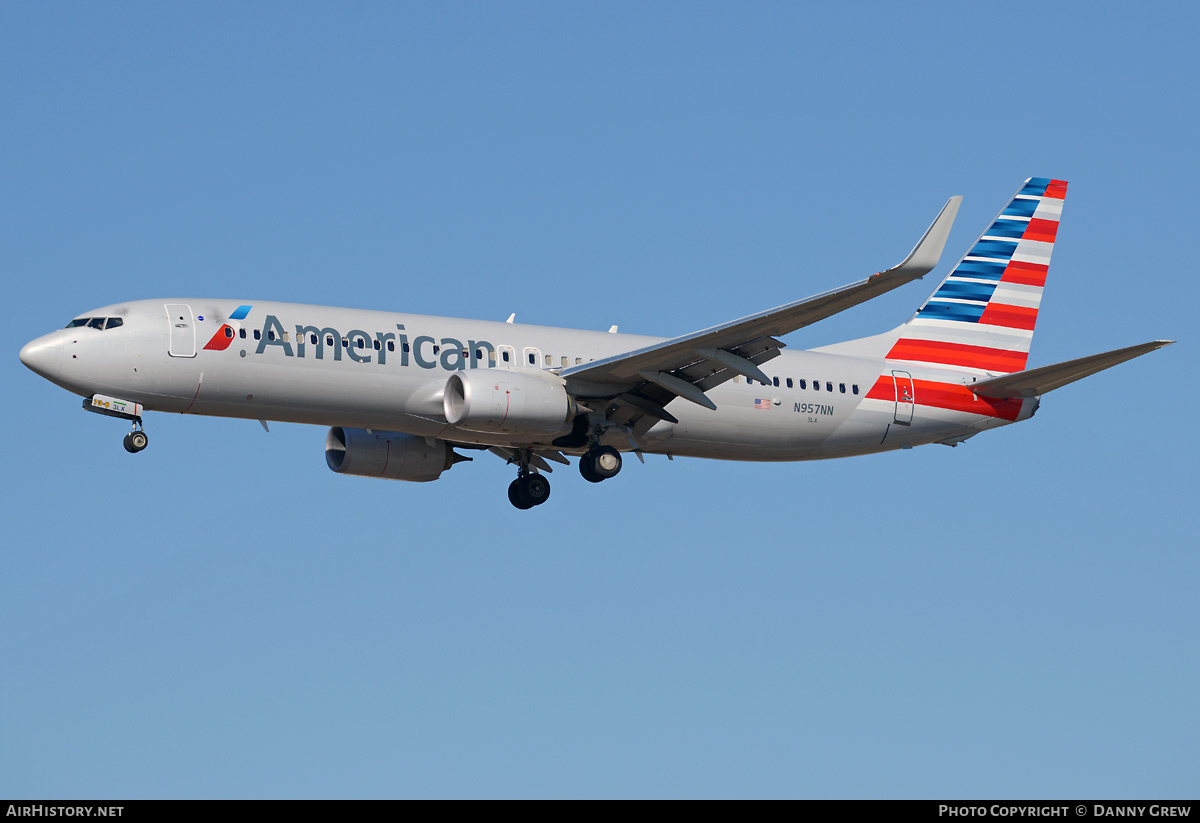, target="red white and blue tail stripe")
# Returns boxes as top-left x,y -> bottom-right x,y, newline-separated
885,177 -> 1067,374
